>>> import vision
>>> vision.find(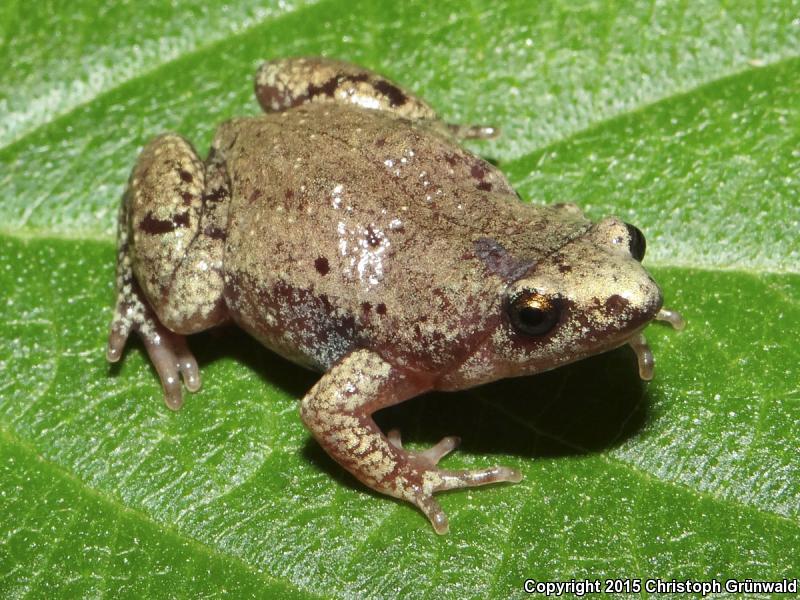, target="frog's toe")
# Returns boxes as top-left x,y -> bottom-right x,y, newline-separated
435,465 -> 523,491
414,494 -> 449,535
142,334 -> 185,410
656,307 -> 686,330
628,332 -> 654,381
140,329 -> 201,410
386,428 -> 403,449
386,429 -> 460,465
173,338 -> 201,392
409,463 -> 521,534
420,435 -> 461,465
106,325 -> 130,363
446,123 -> 500,140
